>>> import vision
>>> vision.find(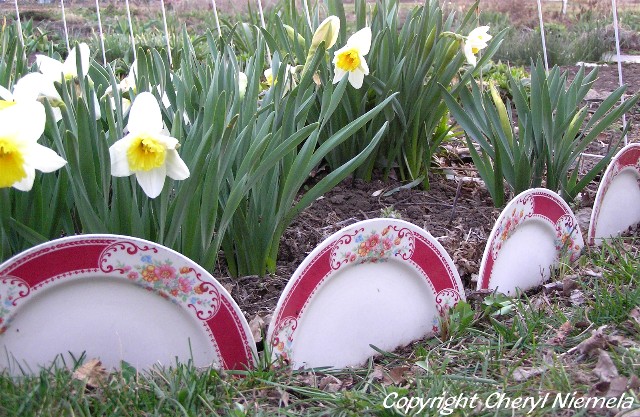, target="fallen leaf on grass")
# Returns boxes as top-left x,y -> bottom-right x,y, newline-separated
593,350 -> 619,382
318,375 -> 342,392
630,308 -> 640,326
629,375 -> 640,390
614,409 -> 640,417
547,321 -> 573,346
249,314 -> 266,343
72,359 -> 107,389
591,377 -> 629,398
512,365 -> 548,382
569,326 -> 608,356
569,289 -> 585,306
543,281 -> 563,293
562,276 -> 579,296
384,366 -> 412,386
